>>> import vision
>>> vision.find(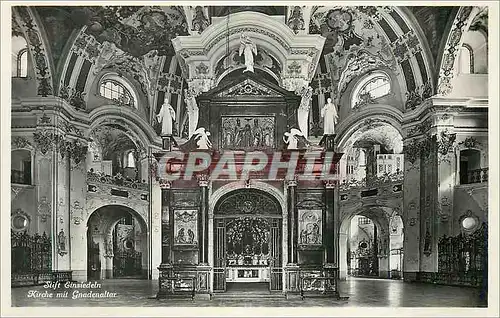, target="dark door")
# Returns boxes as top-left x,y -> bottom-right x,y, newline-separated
87,238 -> 101,280
213,219 -> 226,292
269,219 -> 282,291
